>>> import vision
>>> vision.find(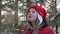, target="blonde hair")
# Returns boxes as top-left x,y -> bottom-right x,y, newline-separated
26,18 -> 40,34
